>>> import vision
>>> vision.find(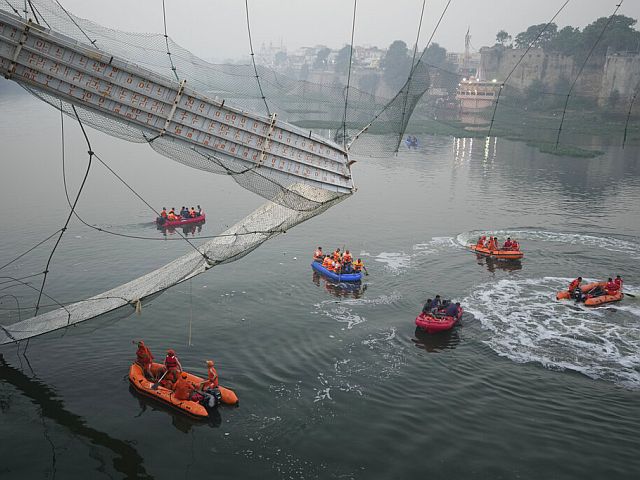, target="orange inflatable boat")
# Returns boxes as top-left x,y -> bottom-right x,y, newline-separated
556,281 -> 624,306
468,244 -> 523,260
128,362 -> 238,418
